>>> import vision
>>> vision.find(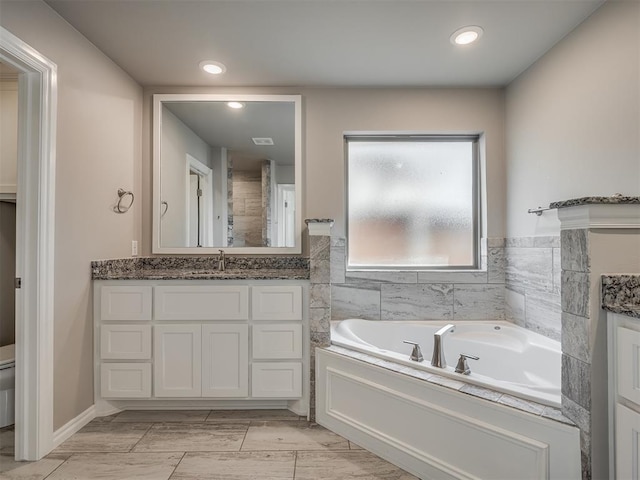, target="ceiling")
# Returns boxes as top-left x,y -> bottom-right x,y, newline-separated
45,0 -> 605,88
164,99 -> 296,167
